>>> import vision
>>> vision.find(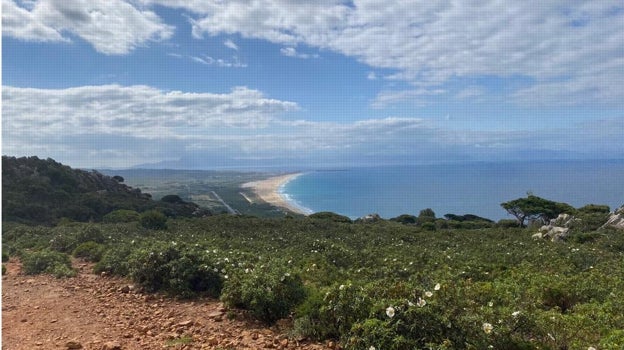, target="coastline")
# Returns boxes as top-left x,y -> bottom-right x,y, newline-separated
242,173 -> 312,215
